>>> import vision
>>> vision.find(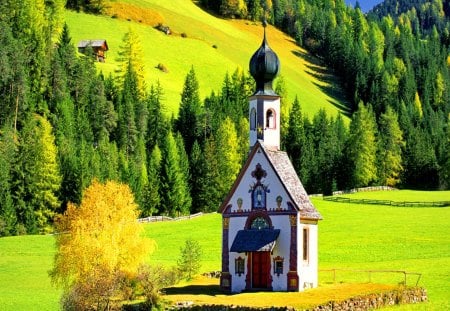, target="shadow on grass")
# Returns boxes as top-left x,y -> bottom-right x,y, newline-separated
291,49 -> 352,117
164,284 -> 223,296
